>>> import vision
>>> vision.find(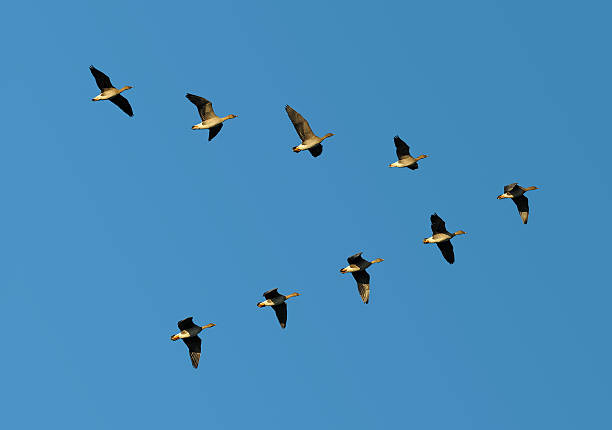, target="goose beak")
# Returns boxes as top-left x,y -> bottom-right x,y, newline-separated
171,334 -> 179,341
257,302 -> 265,308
